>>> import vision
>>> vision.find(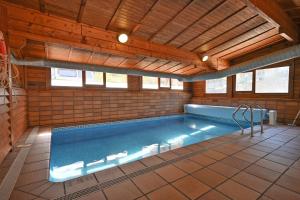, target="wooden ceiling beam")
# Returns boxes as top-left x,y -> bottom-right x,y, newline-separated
77,0 -> 87,22
245,0 -> 299,42
3,2 -> 203,67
